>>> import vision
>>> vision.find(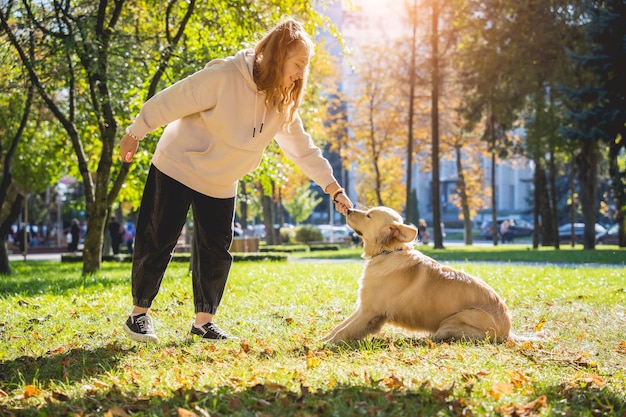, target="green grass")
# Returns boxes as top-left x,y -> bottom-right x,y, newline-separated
1,250 -> 625,416
294,243 -> 626,265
